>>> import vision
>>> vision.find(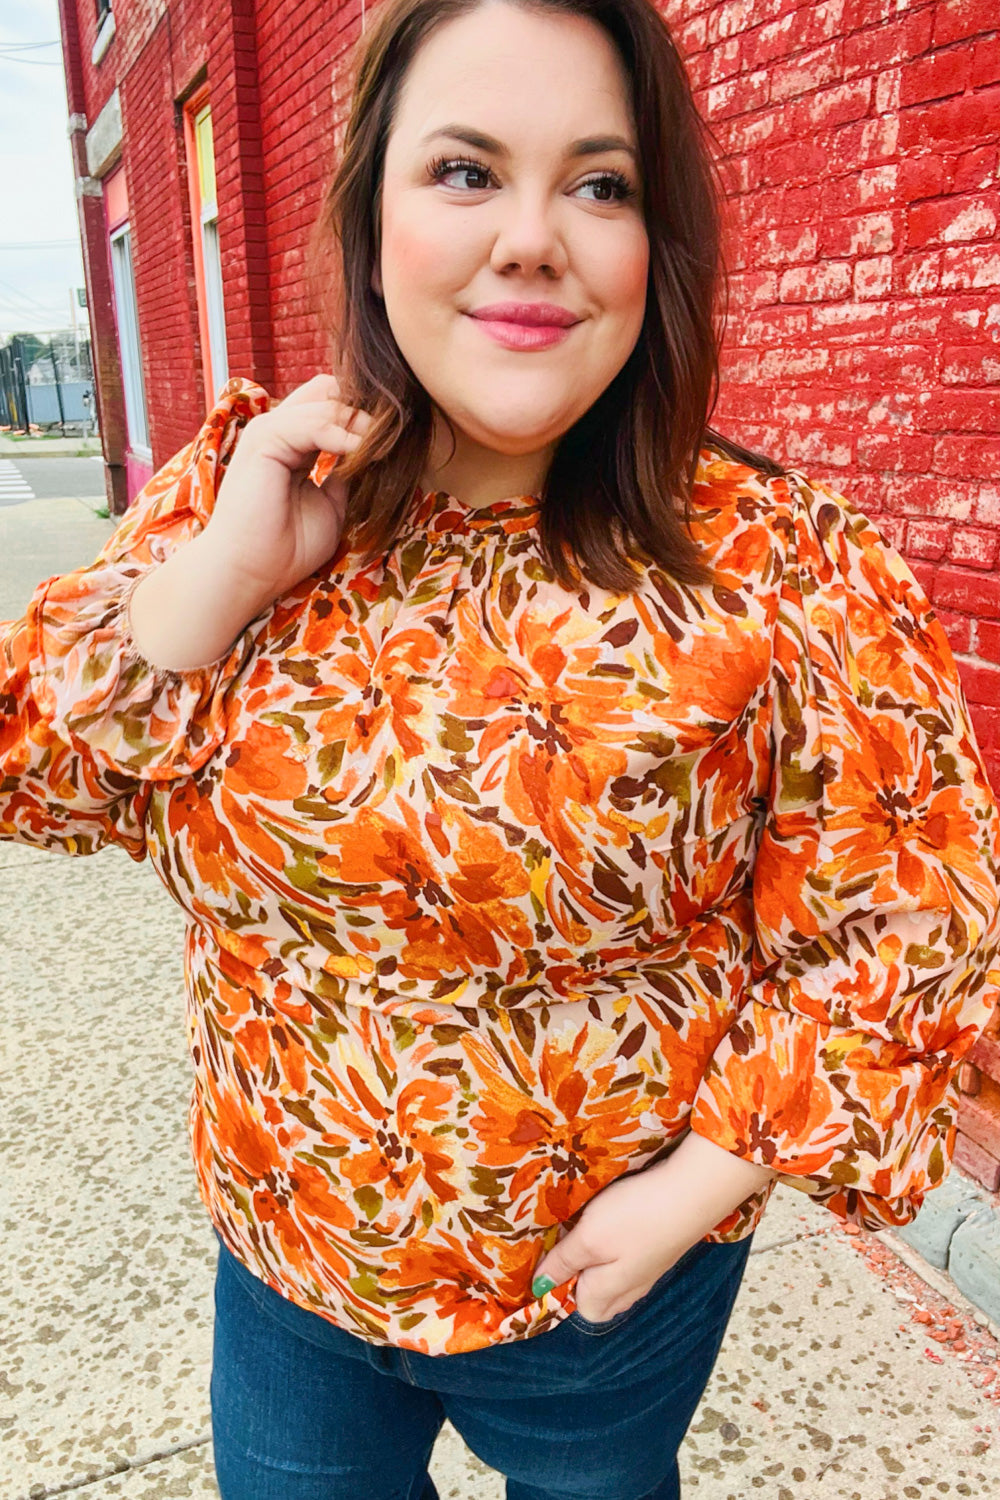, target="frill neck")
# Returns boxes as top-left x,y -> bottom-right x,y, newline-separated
401,486 -> 542,538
